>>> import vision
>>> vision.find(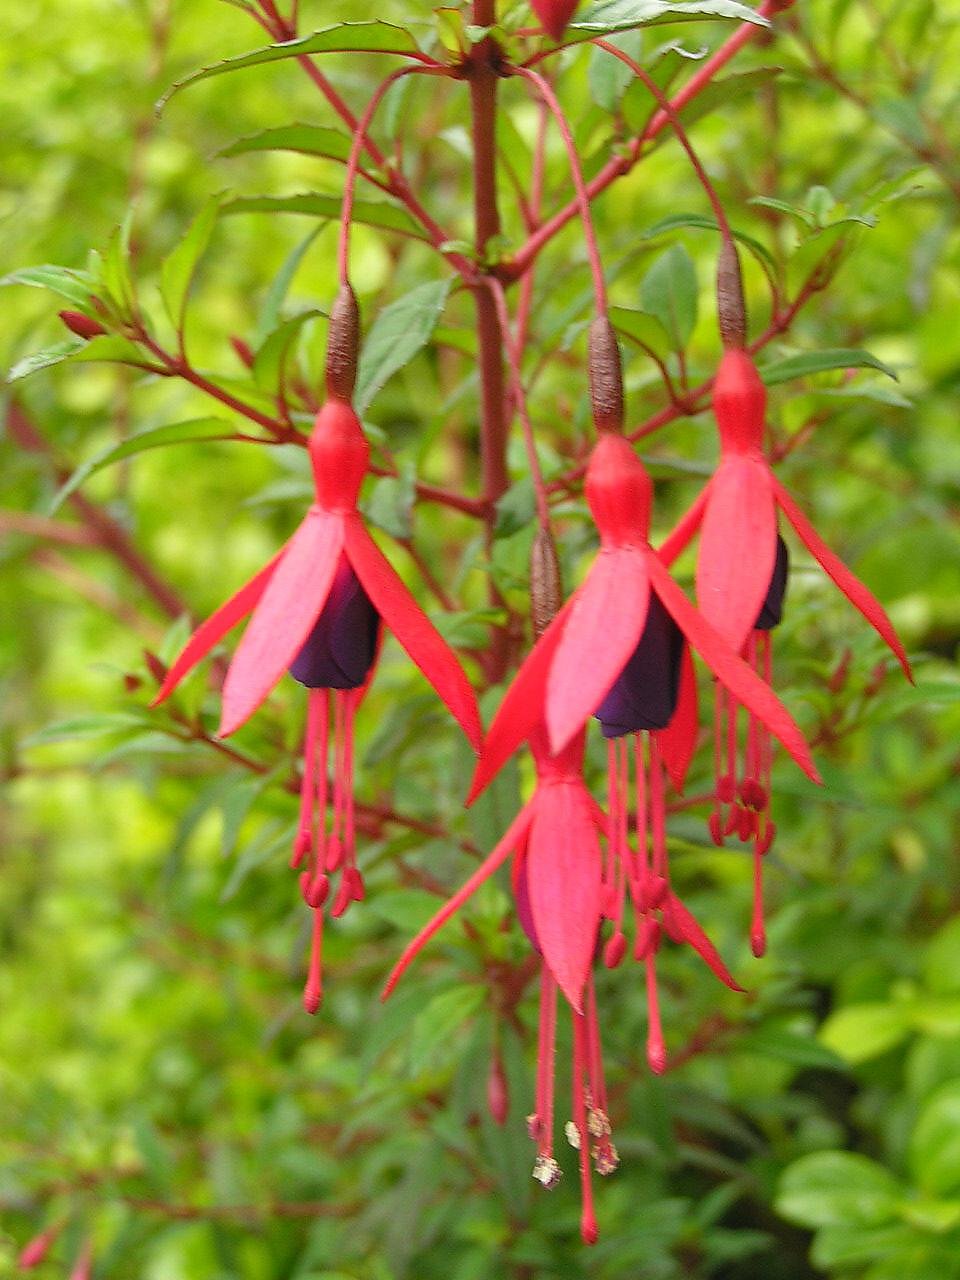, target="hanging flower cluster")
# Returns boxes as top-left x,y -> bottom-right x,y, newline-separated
139,0 -> 913,1250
